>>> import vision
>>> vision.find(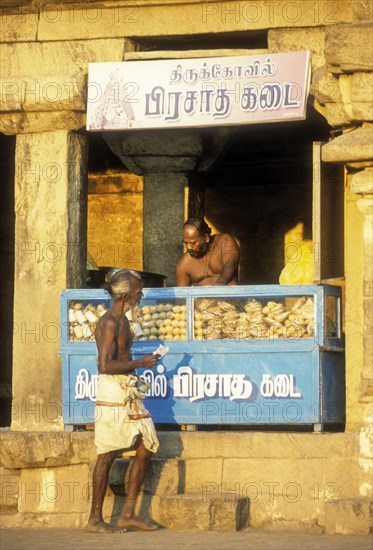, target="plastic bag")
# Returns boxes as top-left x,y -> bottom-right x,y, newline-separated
279,243 -> 314,285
